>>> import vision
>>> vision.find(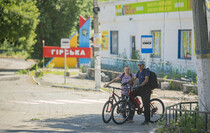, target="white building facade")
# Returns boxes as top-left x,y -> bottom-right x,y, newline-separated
98,0 -> 210,69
